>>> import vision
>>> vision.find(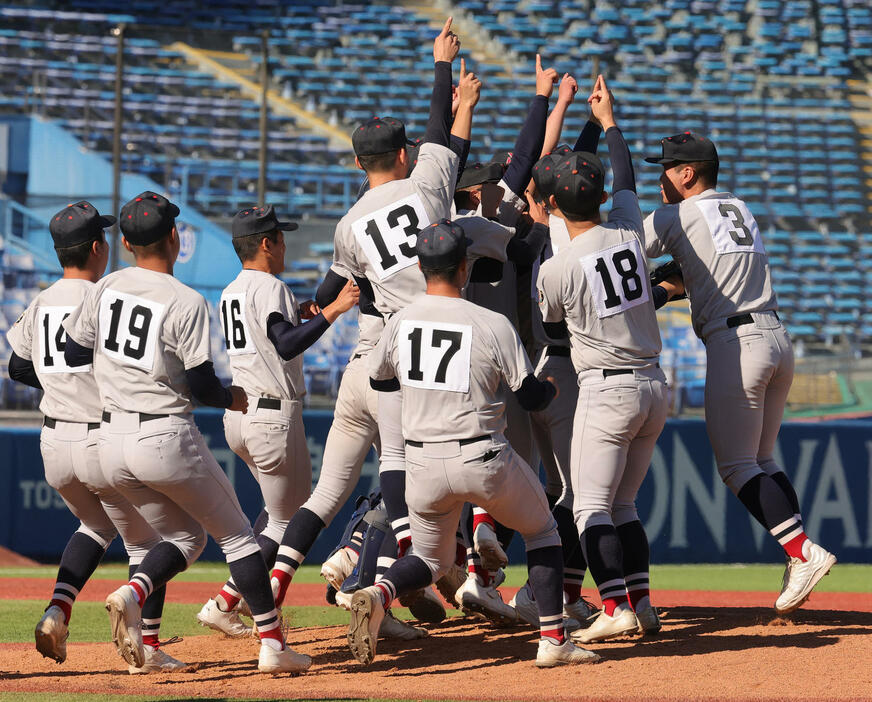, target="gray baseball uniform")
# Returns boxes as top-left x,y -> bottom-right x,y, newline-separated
368,293 -> 559,578
643,189 -> 791,494
538,190 -> 668,532
63,267 -> 260,566
6,278 -> 160,563
219,269 -> 312,545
